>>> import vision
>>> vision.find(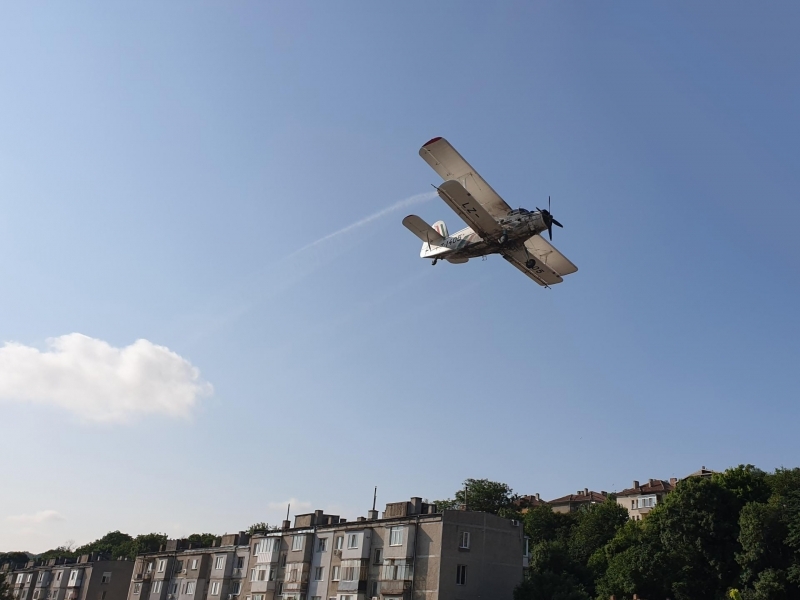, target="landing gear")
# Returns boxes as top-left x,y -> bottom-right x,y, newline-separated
498,233 -> 508,245
431,258 -> 438,266
526,258 -> 536,269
